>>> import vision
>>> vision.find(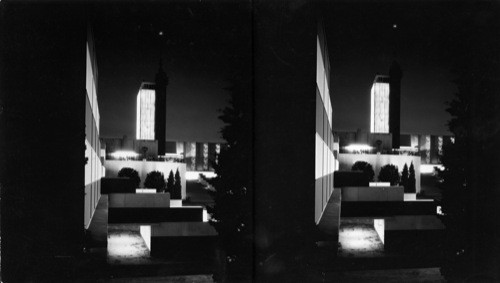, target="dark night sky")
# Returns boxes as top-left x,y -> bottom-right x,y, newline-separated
324,2 -> 479,136
93,2 -> 250,142
93,1 -> 498,141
